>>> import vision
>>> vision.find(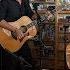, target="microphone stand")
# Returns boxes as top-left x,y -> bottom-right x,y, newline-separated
33,3 -> 47,69
33,3 -> 46,47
